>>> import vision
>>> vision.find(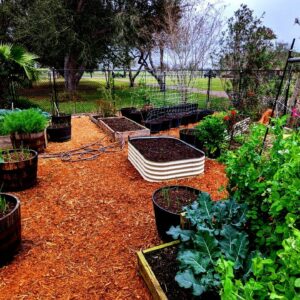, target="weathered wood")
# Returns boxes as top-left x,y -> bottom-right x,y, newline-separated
11,130 -> 47,153
0,193 -> 21,264
137,241 -> 180,300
